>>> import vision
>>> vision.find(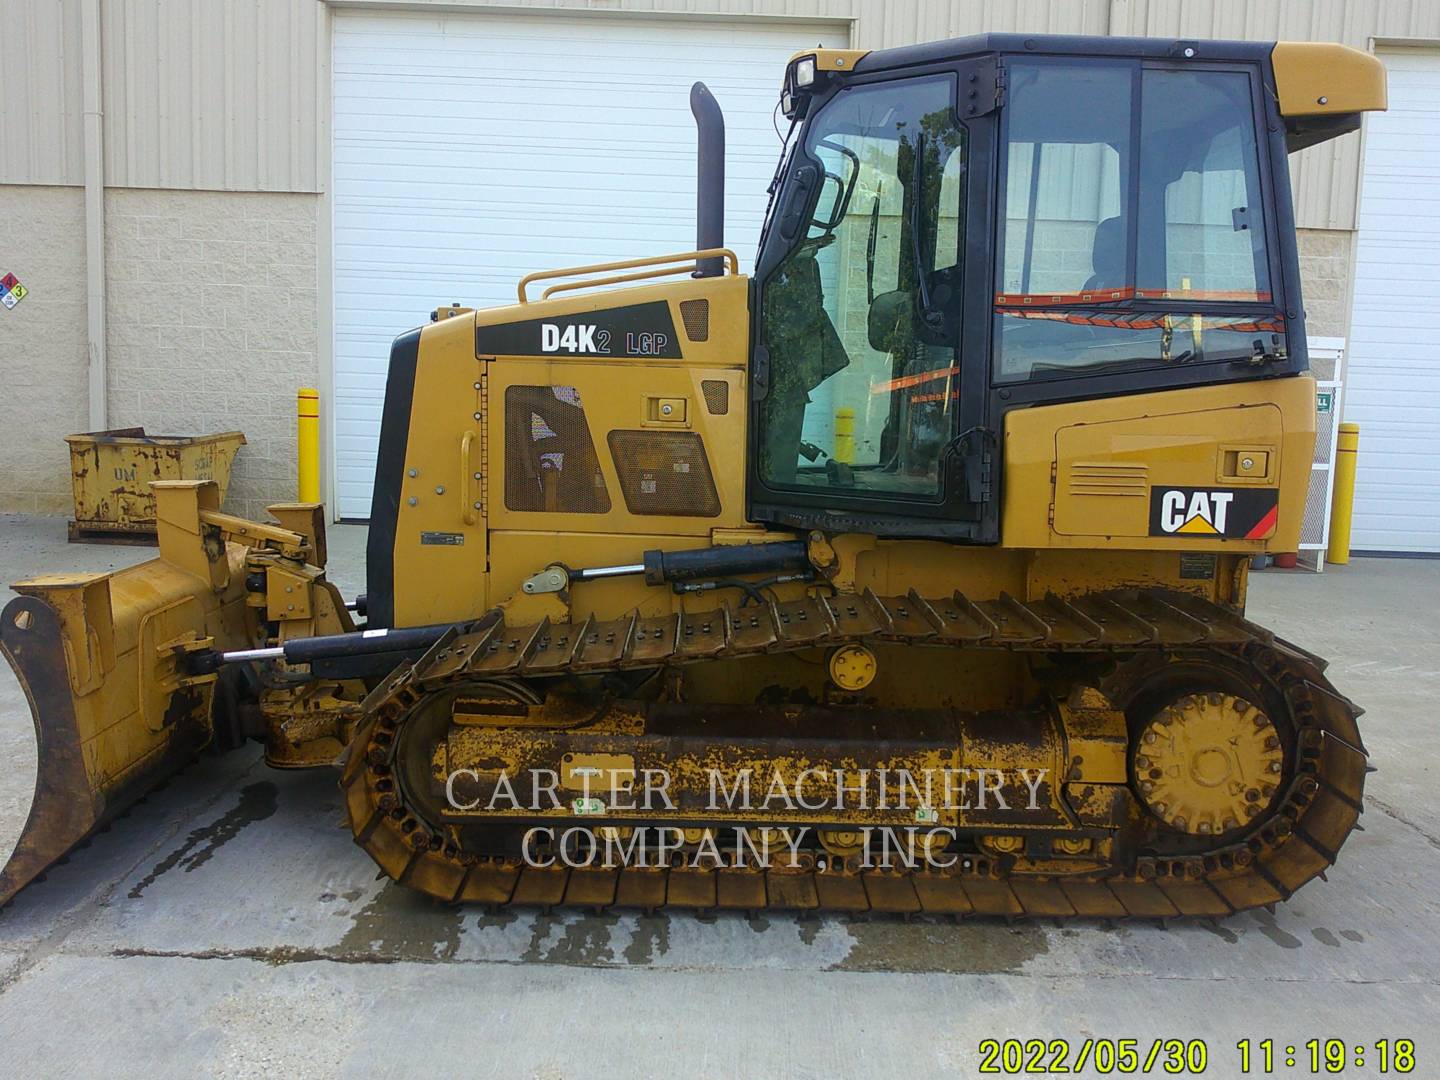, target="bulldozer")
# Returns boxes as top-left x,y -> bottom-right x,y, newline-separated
2,33 -> 1386,918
